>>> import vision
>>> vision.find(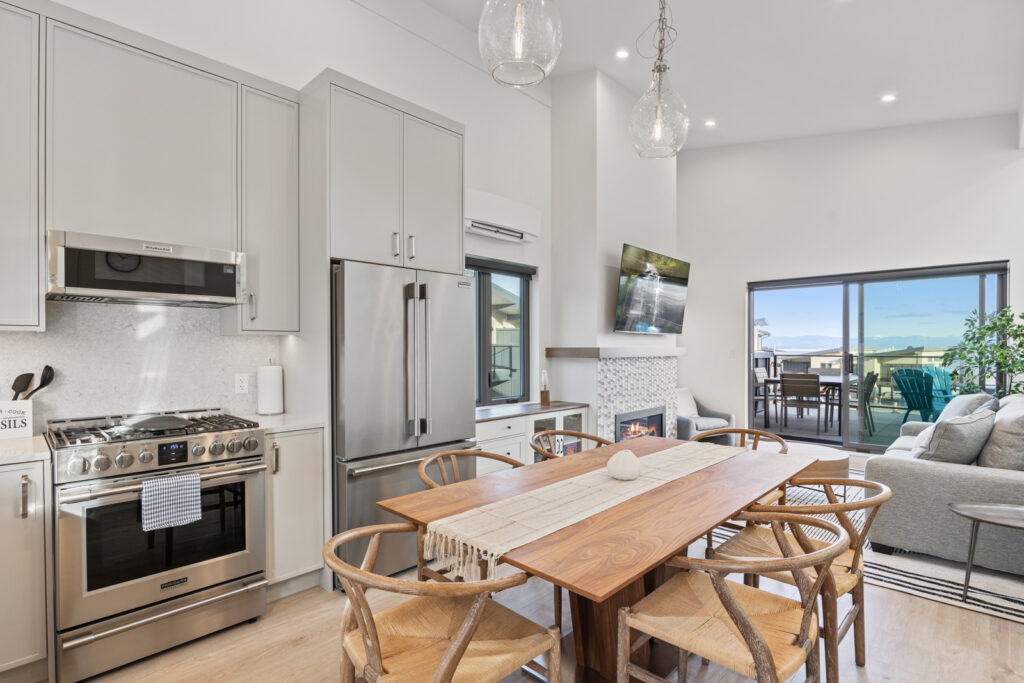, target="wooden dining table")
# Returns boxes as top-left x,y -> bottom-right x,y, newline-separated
377,435 -> 817,682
